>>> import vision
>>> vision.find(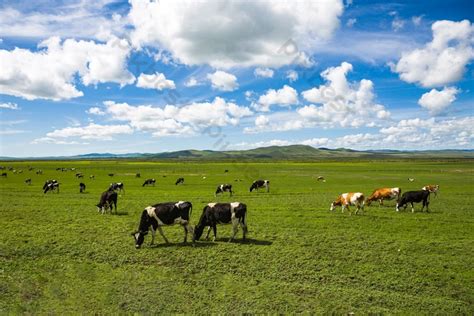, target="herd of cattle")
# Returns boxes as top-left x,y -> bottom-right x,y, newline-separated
1,166 -> 440,248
